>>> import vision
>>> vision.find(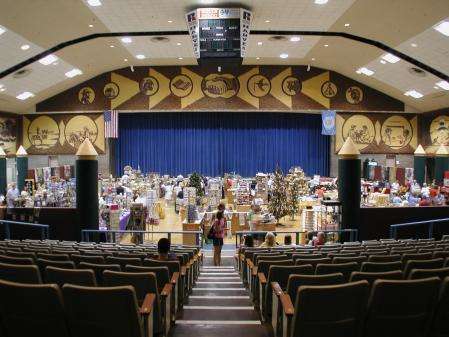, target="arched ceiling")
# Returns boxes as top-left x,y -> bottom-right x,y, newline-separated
0,0 -> 448,113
